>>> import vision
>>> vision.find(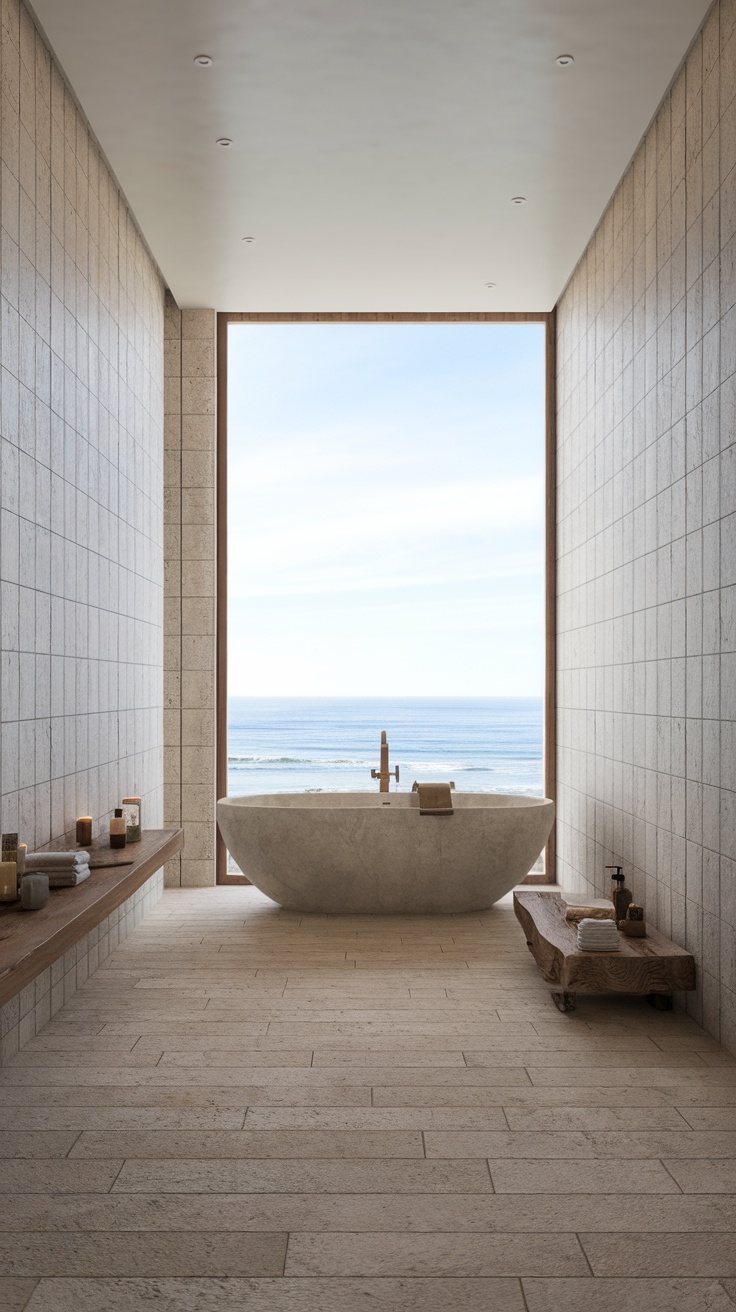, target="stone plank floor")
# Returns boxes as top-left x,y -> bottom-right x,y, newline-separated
2,886 -> 736,1311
